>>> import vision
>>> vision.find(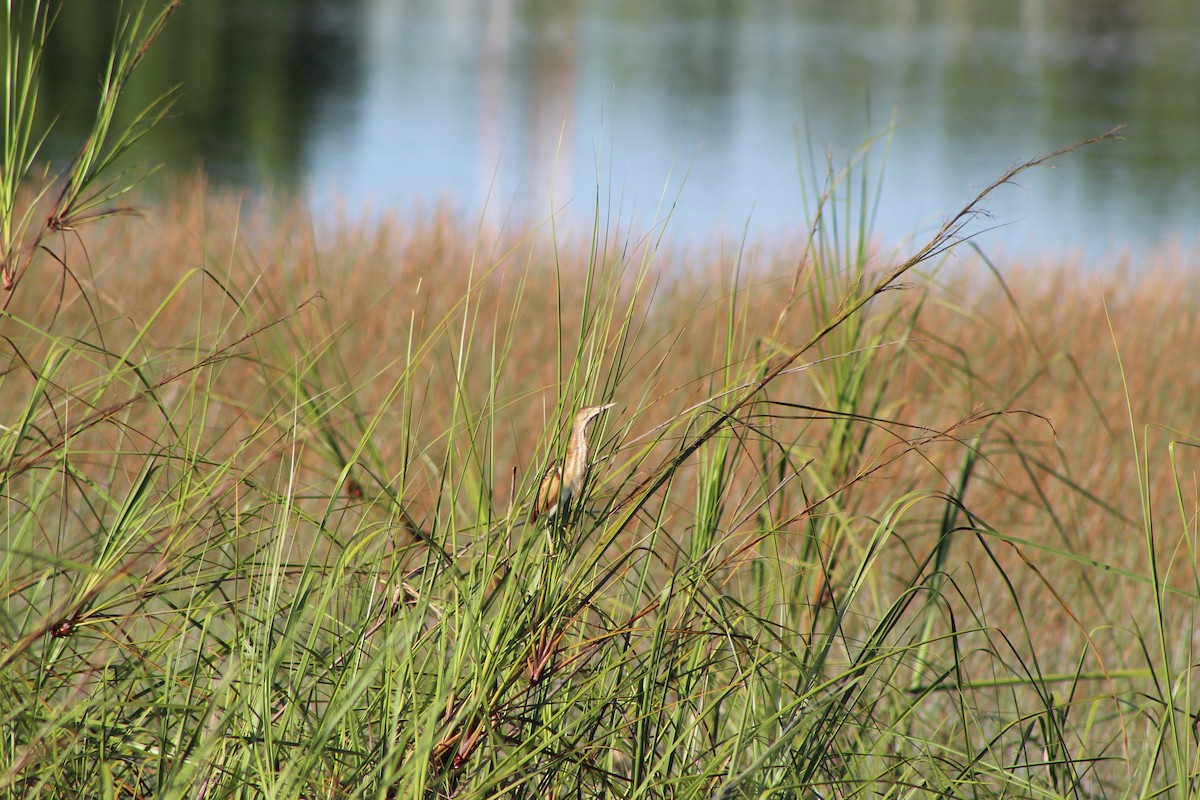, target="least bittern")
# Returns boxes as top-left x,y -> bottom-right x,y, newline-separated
529,403 -> 615,525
